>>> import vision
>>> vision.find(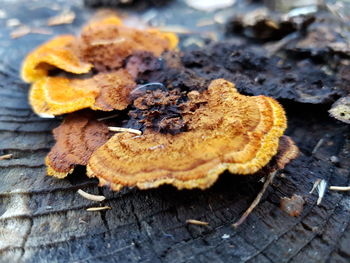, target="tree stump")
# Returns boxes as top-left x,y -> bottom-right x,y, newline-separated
0,1 -> 349,262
